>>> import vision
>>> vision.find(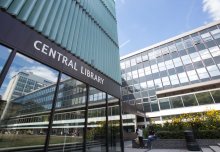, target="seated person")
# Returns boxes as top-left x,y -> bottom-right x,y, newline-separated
147,130 -> 156,149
